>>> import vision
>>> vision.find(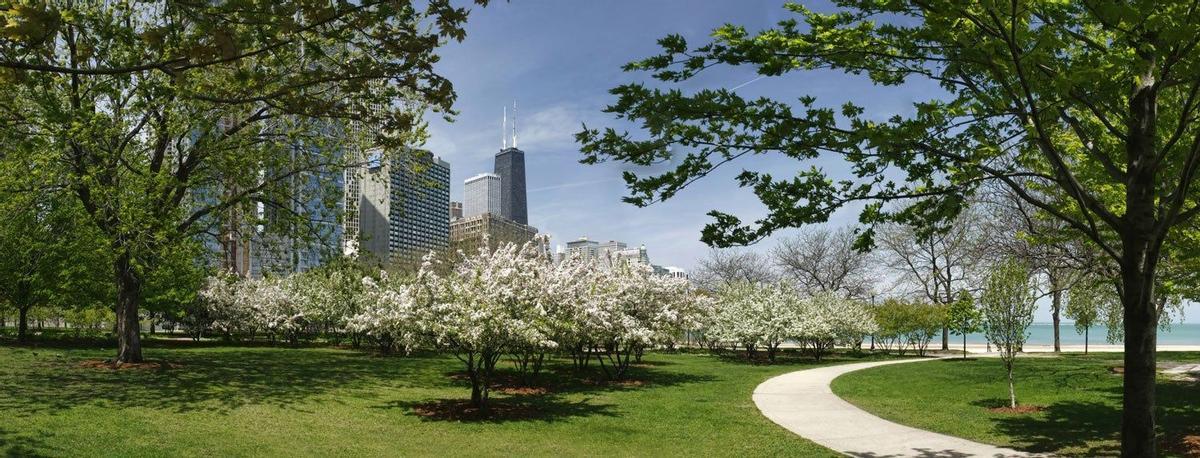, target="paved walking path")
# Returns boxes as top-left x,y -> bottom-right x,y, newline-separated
753,358 -> 1040,457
